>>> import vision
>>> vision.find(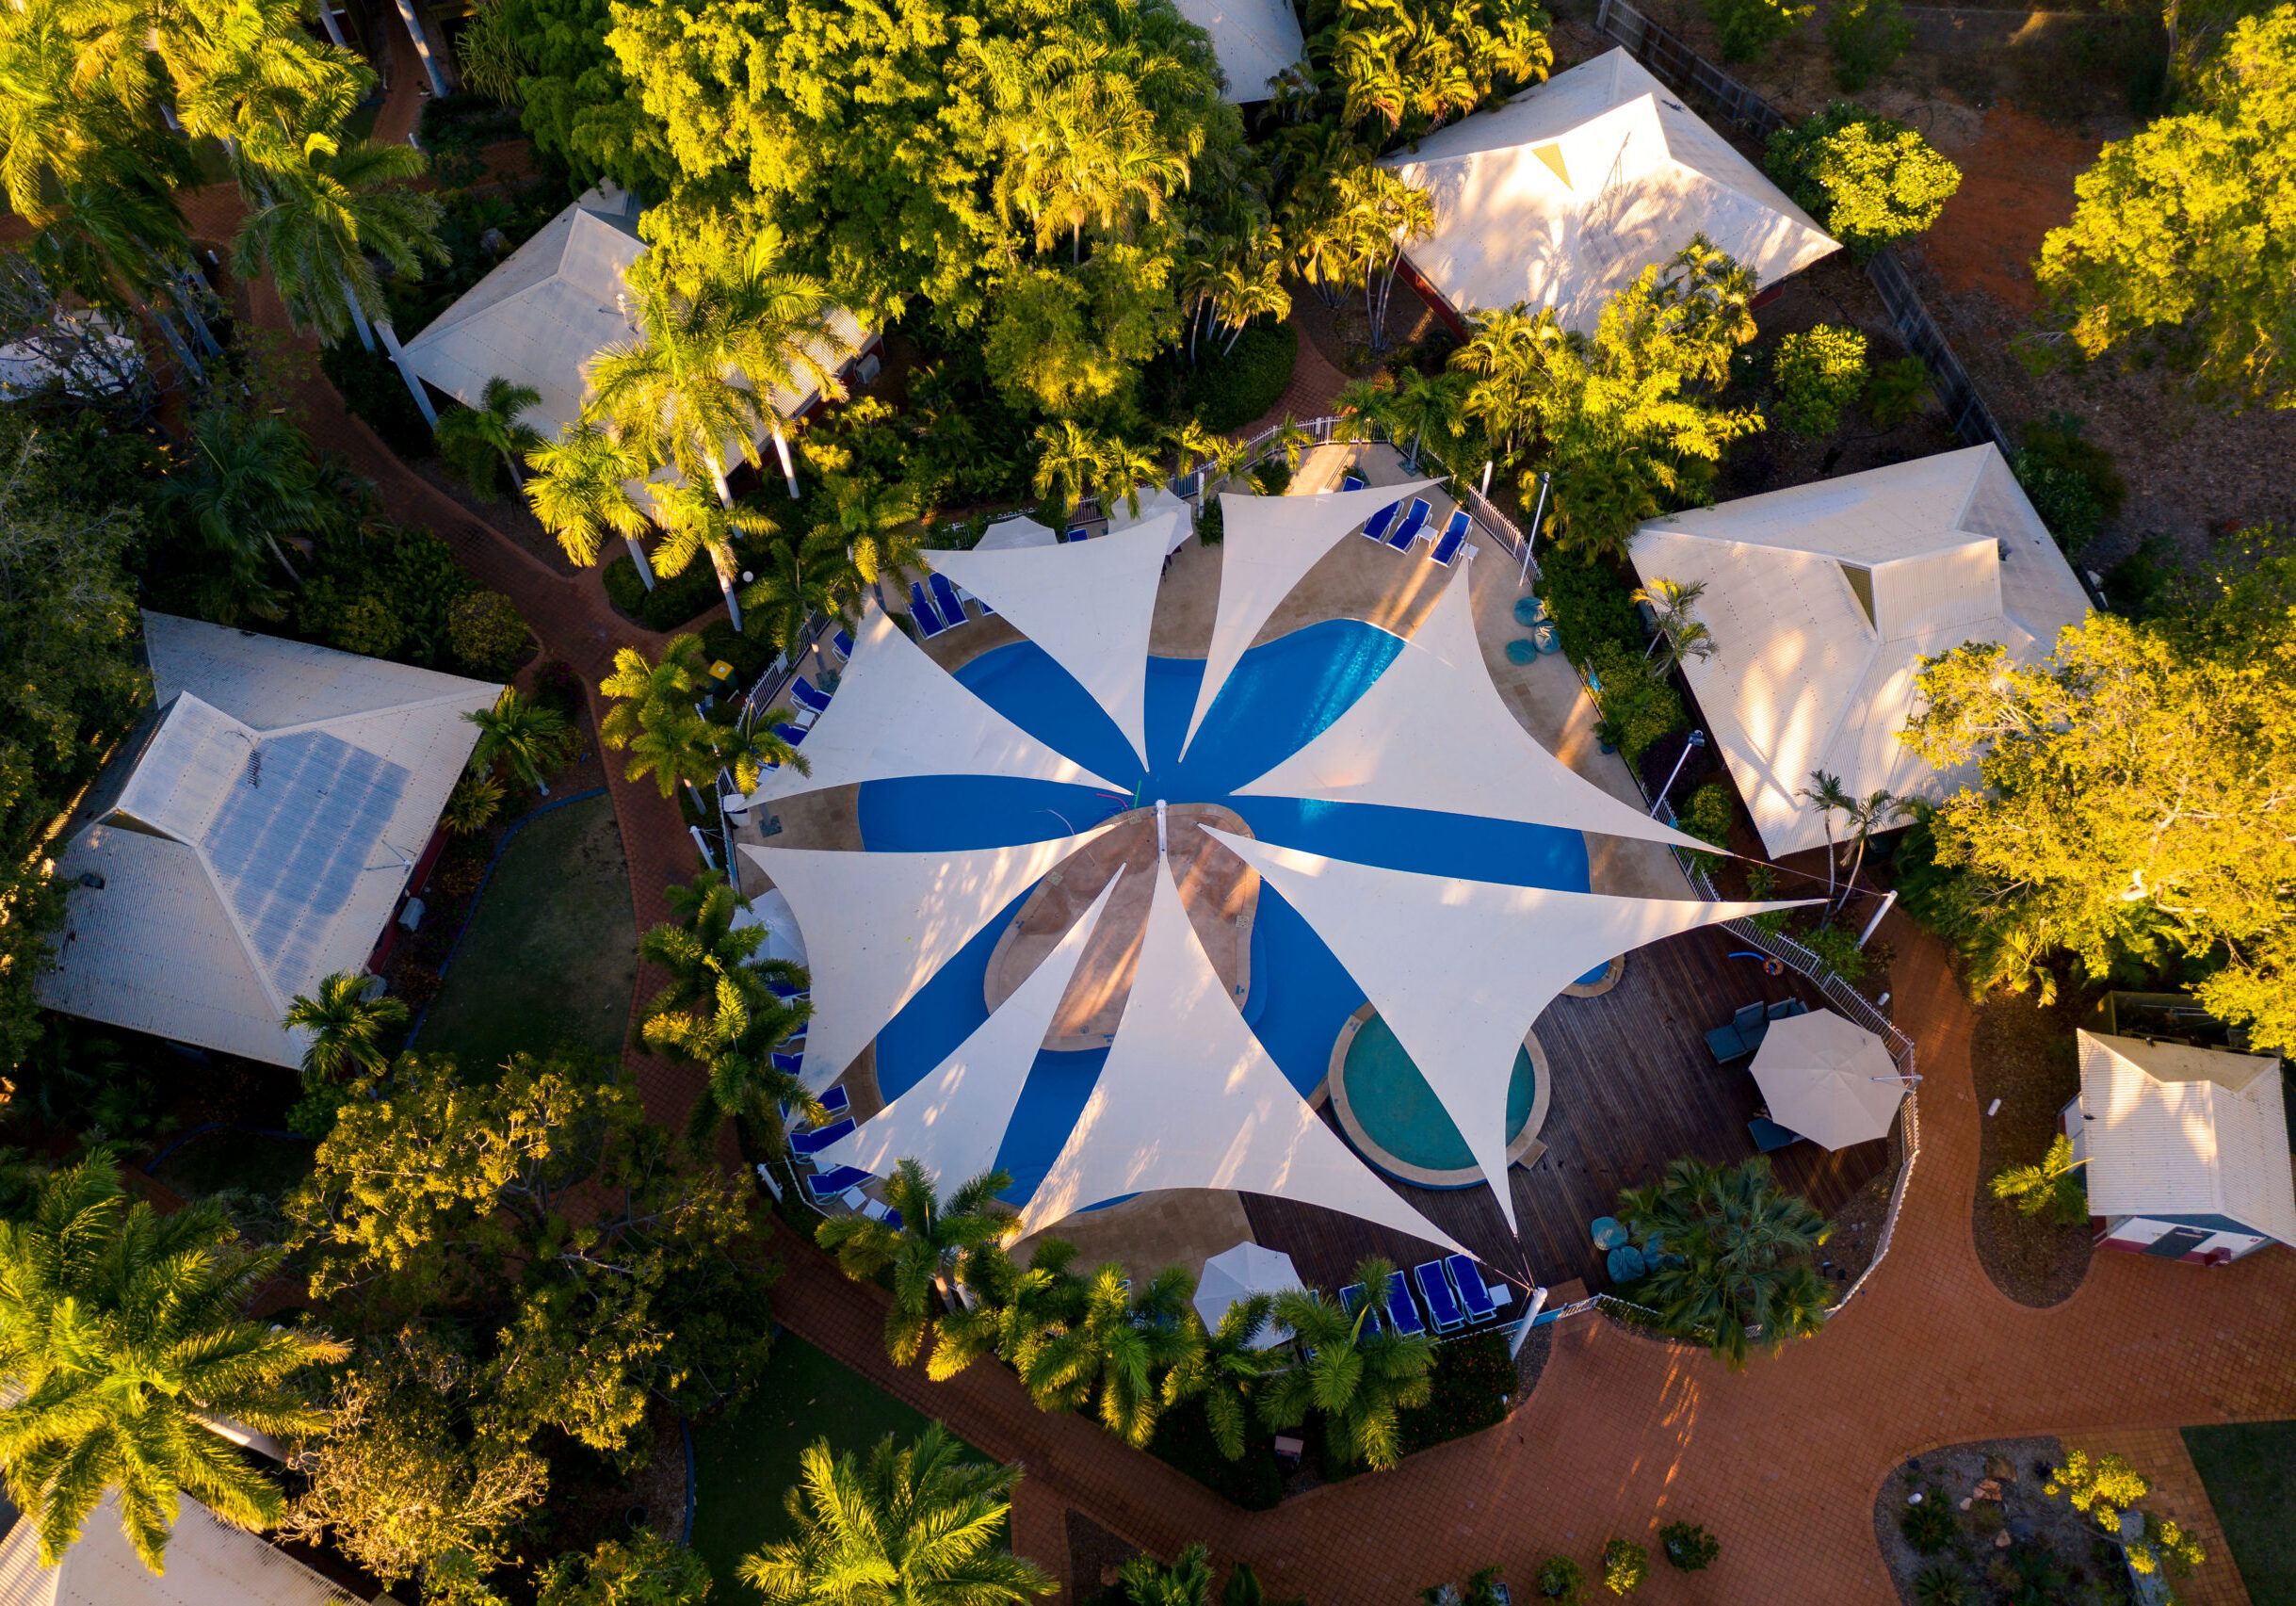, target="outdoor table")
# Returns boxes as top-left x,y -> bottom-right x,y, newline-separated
1591,1215 -> 1627,1250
